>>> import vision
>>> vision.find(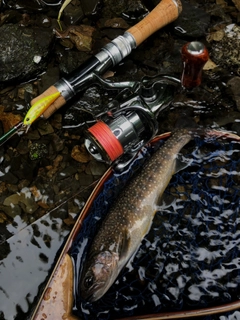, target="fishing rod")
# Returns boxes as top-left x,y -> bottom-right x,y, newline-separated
31,0 -> 183,118
0,0 -> 182,145
0,0 -> 209,169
